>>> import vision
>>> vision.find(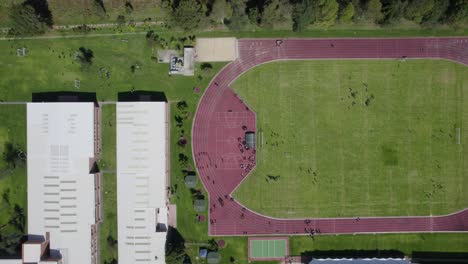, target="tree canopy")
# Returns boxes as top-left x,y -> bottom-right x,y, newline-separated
209,0 -> 232,24
225,0 -> 251,31
315,0 -> 340,27
261,0 -> 292,28
292,0 -> 315,31
170,0 -> 204,31
404,0 -> 435,24
446,0 -> 468,25
2,143 -> 26,169
76,47 -> 94,69
339,2 -> 356,23
381,0 -> 408,23
9,4 -> 47,36
364,0 -> 384,23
